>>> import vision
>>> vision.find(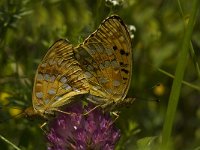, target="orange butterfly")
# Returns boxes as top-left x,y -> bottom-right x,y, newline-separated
74,15 -> 133,109
25,40 -> 89,118
25,15 -> 133,117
